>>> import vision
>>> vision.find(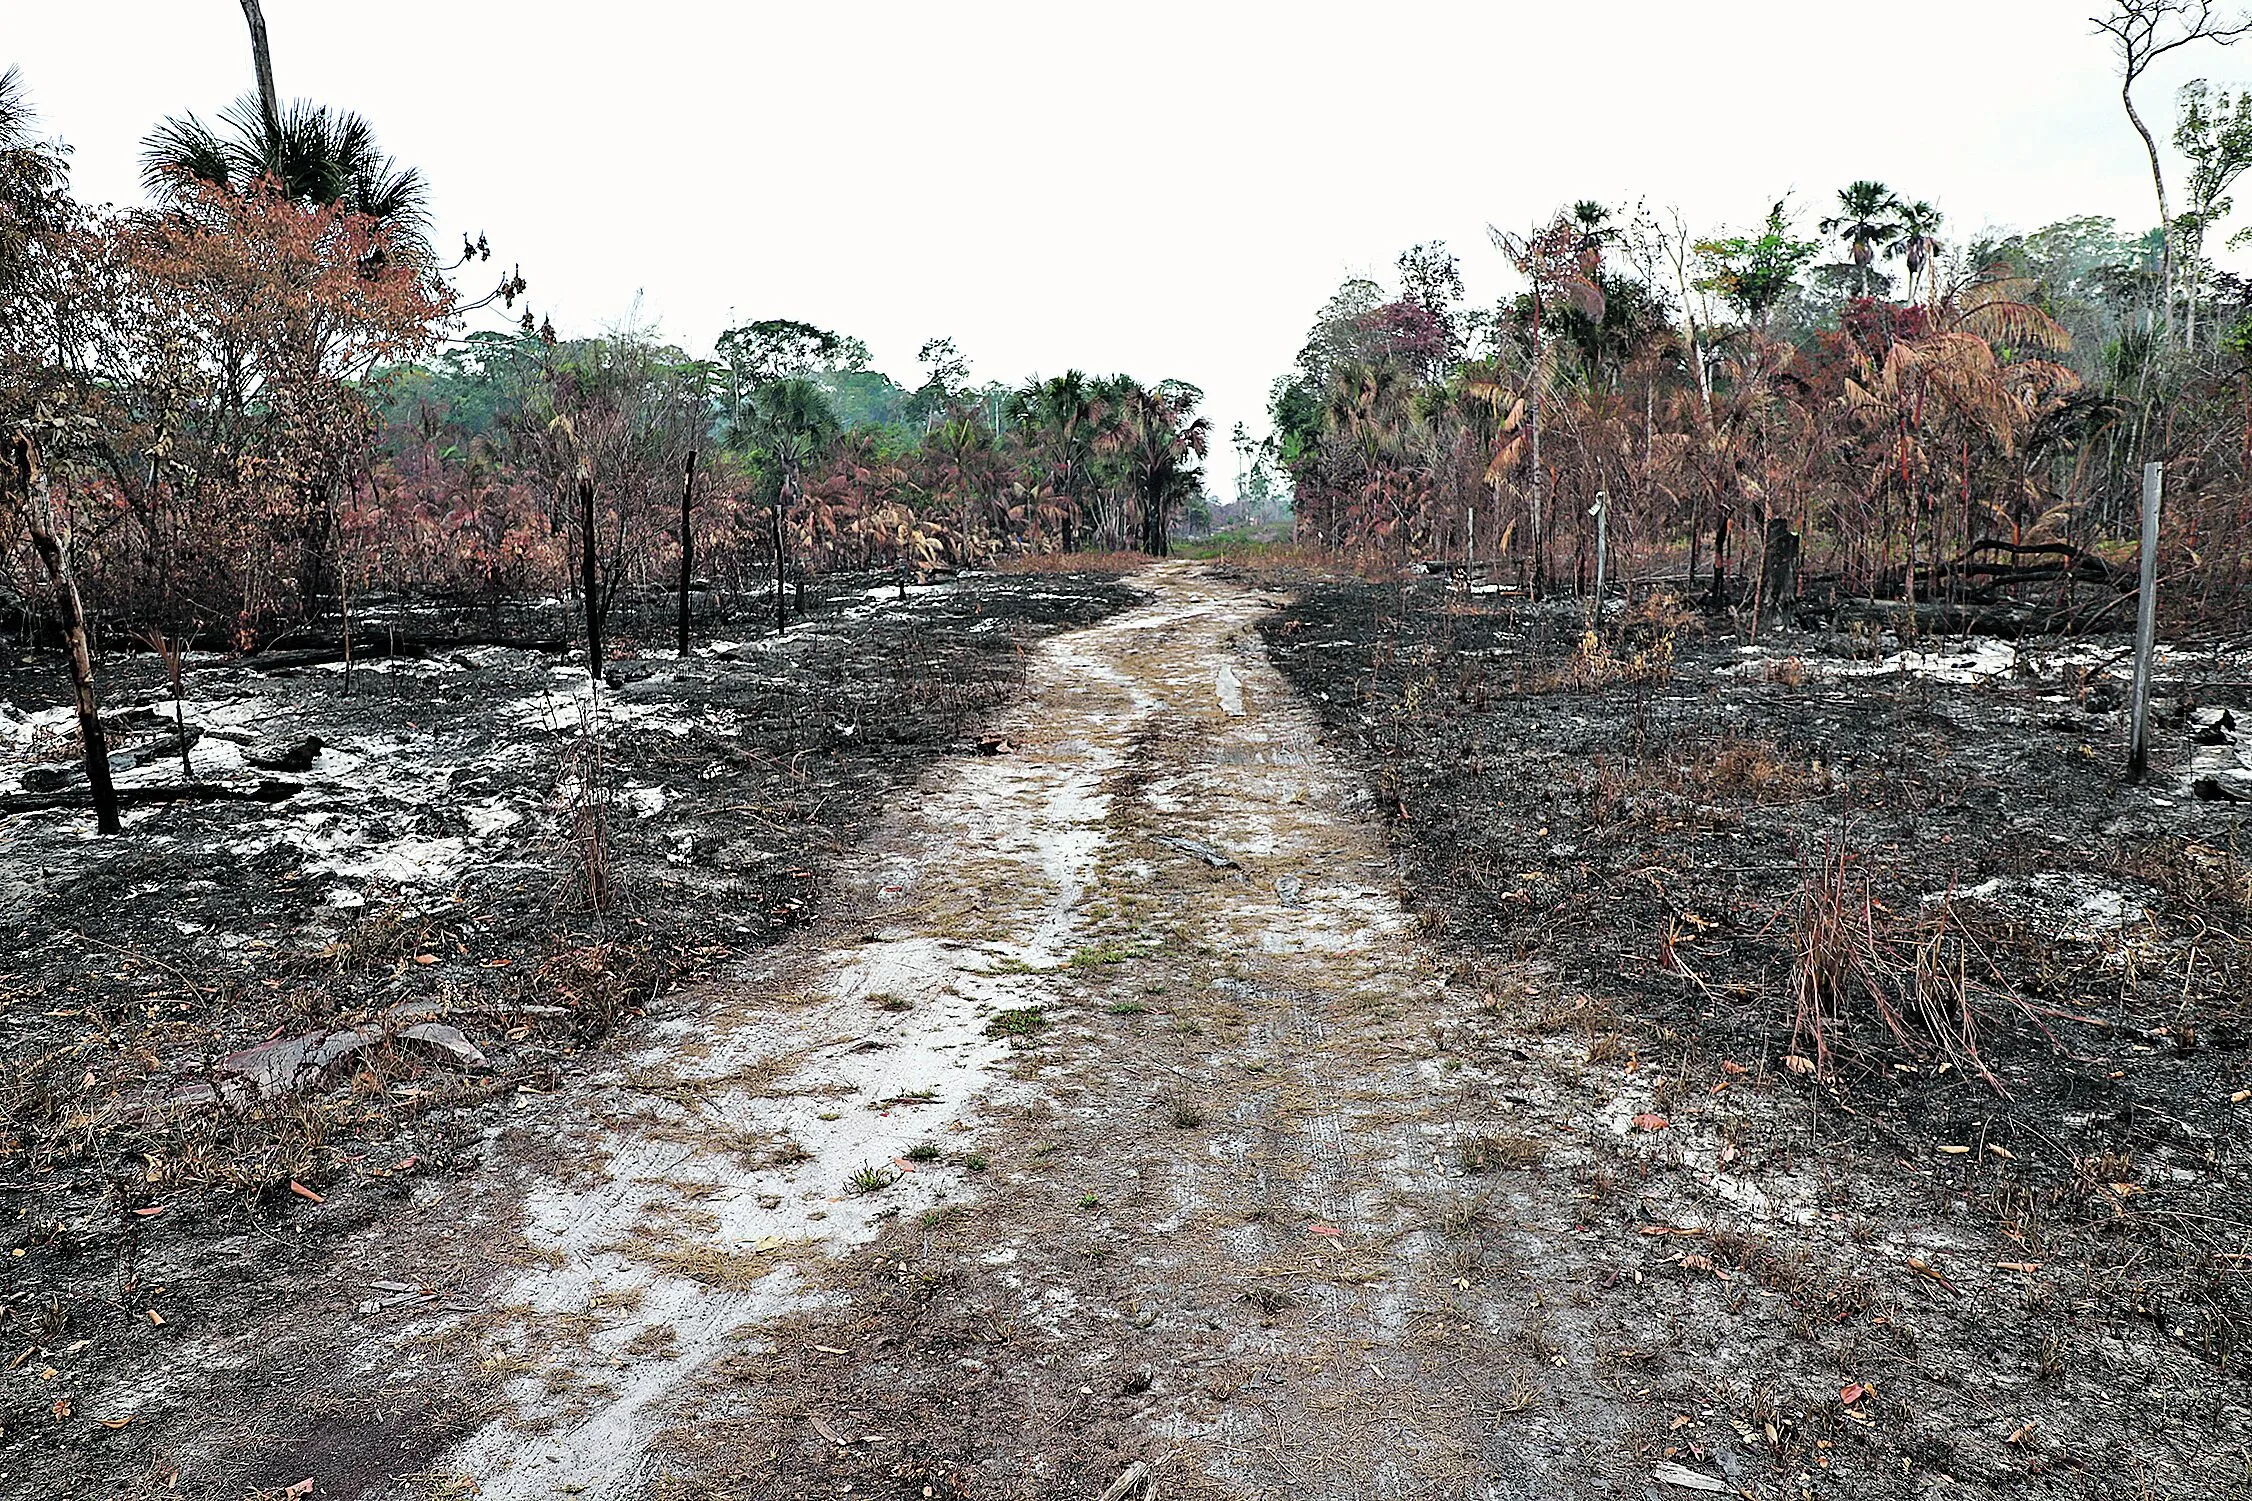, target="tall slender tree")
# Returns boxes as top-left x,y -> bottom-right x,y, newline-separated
238,0 -> 281,143
731,378 -> 841,633
142,4 -> 427,236
2093,0 -> 2252,347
